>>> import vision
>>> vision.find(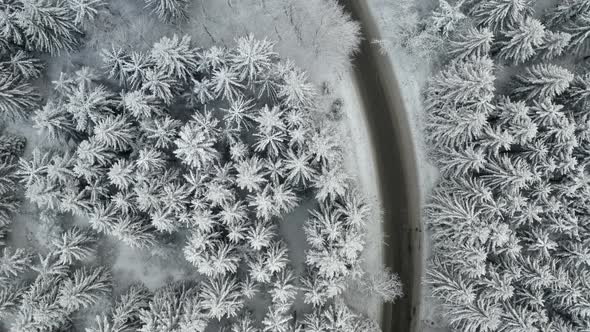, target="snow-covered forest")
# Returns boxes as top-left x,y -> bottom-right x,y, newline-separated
0,0 -> 402,331
419,0 -> 590,330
